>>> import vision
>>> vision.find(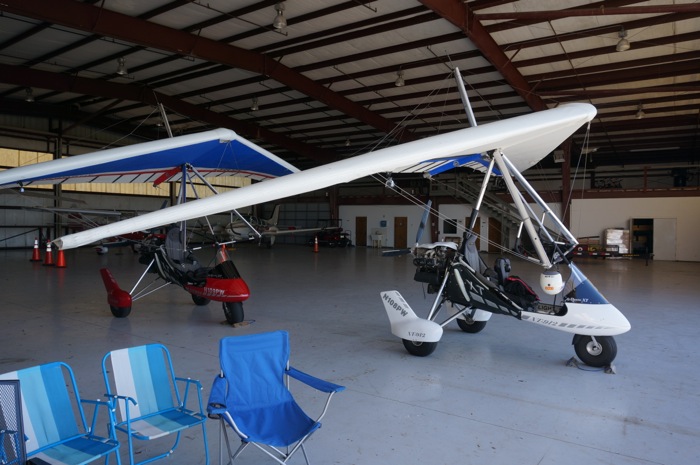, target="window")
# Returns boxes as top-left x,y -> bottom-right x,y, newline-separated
443,219 -> 458,234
